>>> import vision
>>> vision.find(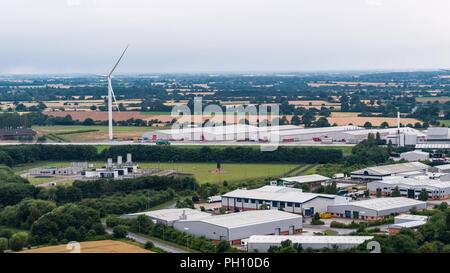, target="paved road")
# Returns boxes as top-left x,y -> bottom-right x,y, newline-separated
105,228 -> 187,253
35,175 -> 82,187
0,140 -> 356,147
